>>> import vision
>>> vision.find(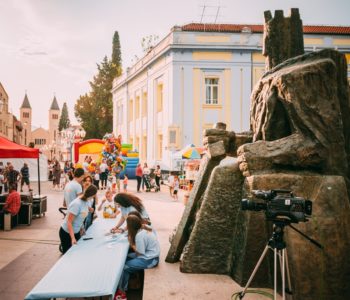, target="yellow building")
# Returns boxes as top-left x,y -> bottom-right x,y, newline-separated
0,82 -> 23,143
112,23 -> 350,168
